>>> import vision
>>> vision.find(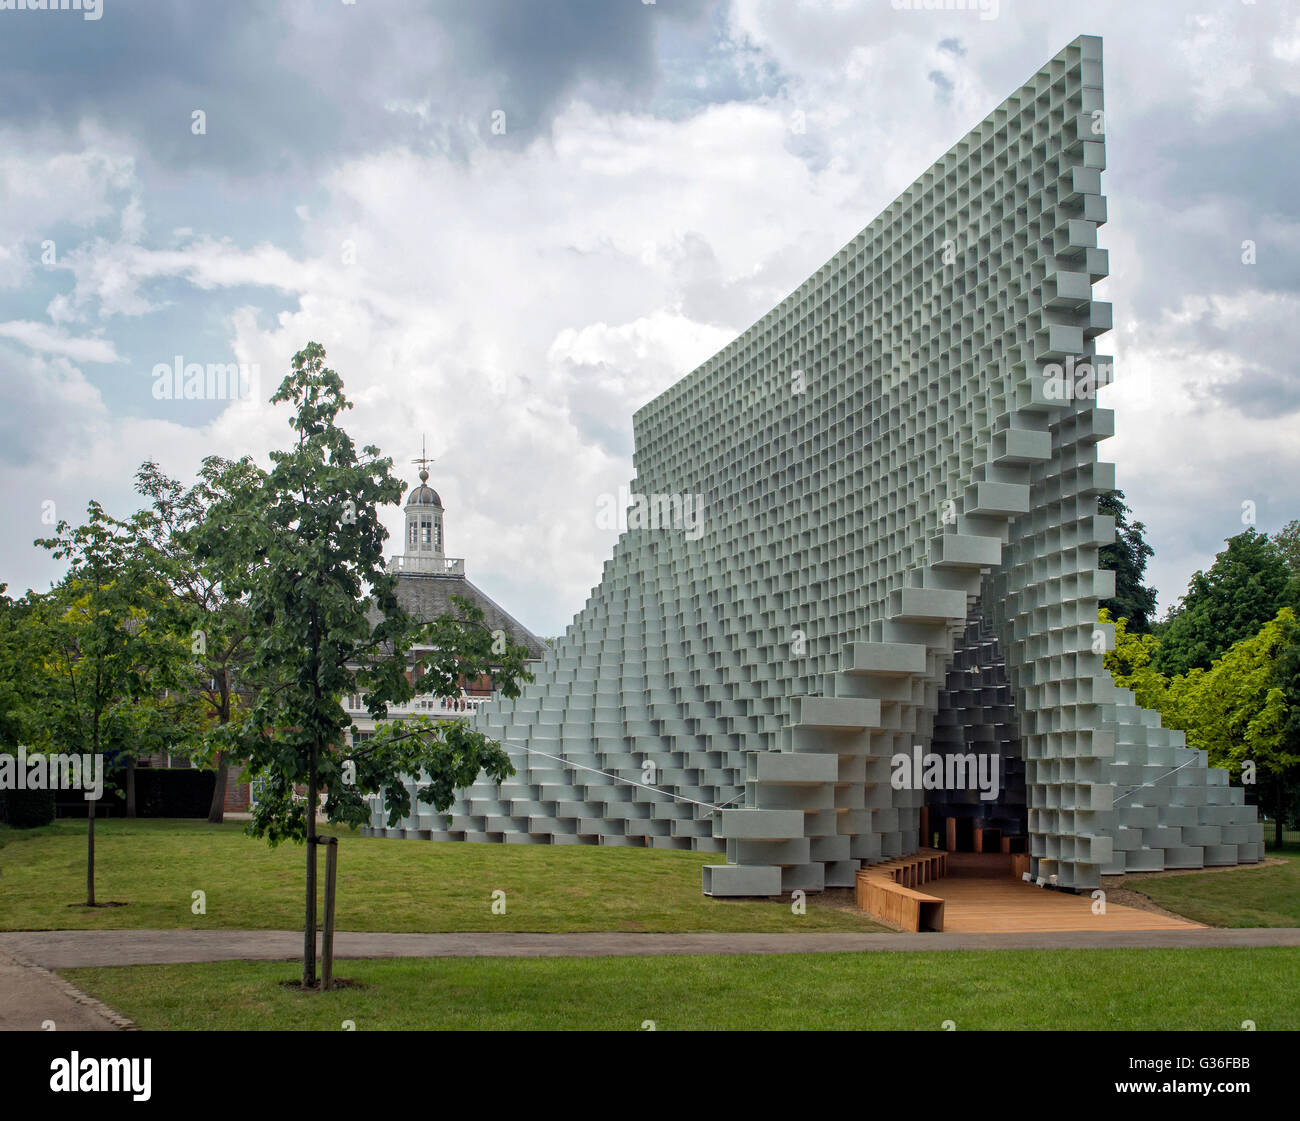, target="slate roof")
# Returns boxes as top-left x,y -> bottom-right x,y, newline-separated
389,572 -> 546,660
